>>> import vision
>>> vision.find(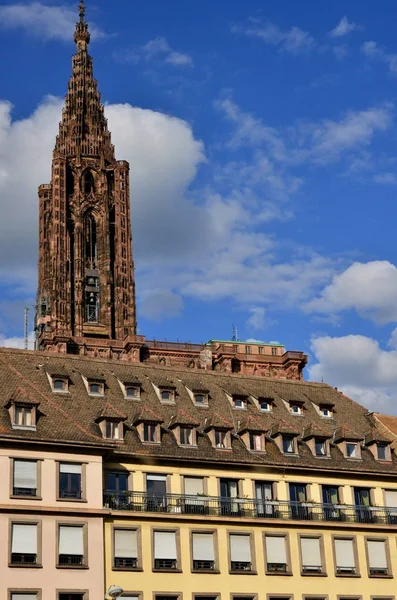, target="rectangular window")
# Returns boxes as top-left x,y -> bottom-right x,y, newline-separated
143,423 -> 157,443
233,396 -> 246,409
255,481 -> 274,516
13,460 -> 37,496
259,398 -> 272,412
377,444 -> 387,460
258,346 -> 264,354
59,463 -> 82,499
58,525 -> 84,566
15,406 -> 33,427
245,346 -> 251,354
282,435 -> 295,453
229,533 -> 252,572
114,528 -> 138,569
265,534 -> 288,573
184,477 -> 205,513
153,530 -> 178,570
271,347 -> 277,356
315,439 -> 327,456
180,427 -> 192,445
192,532 -> 215,570
334,537 -> 357,575
366,539 -> 389,576
249,433 -> 262,451
215,430 -> 227,448
346,443 -> 358,458
106,471 -> 129,493
58,595 -> 85,600
300,536 -> 323,573
11,523 -> 38,565
106,421 -> 121,440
